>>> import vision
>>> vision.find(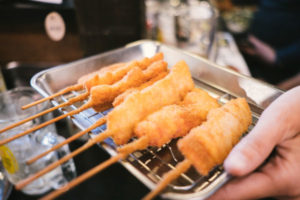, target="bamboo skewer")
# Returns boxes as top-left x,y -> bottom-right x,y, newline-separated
1,61 -> 167,145
33,87 -> 215,198
0,102 -> 93,146
0,92 -> 89,134
142,159 -> 192,200
22,53 -> 163,111
16,130 -> 113,190
40,89 -> 218,199
35,93 -> 251,200
13,61 -> 253,200
40,153 -> 125,200
22,84 -> 83,110
26,117 -> 107,165
142,98 -> 253,200
16,60 -> 192,197
38,137 -> 150,200
19,72 -> 173,190
16,132 -> 110,190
